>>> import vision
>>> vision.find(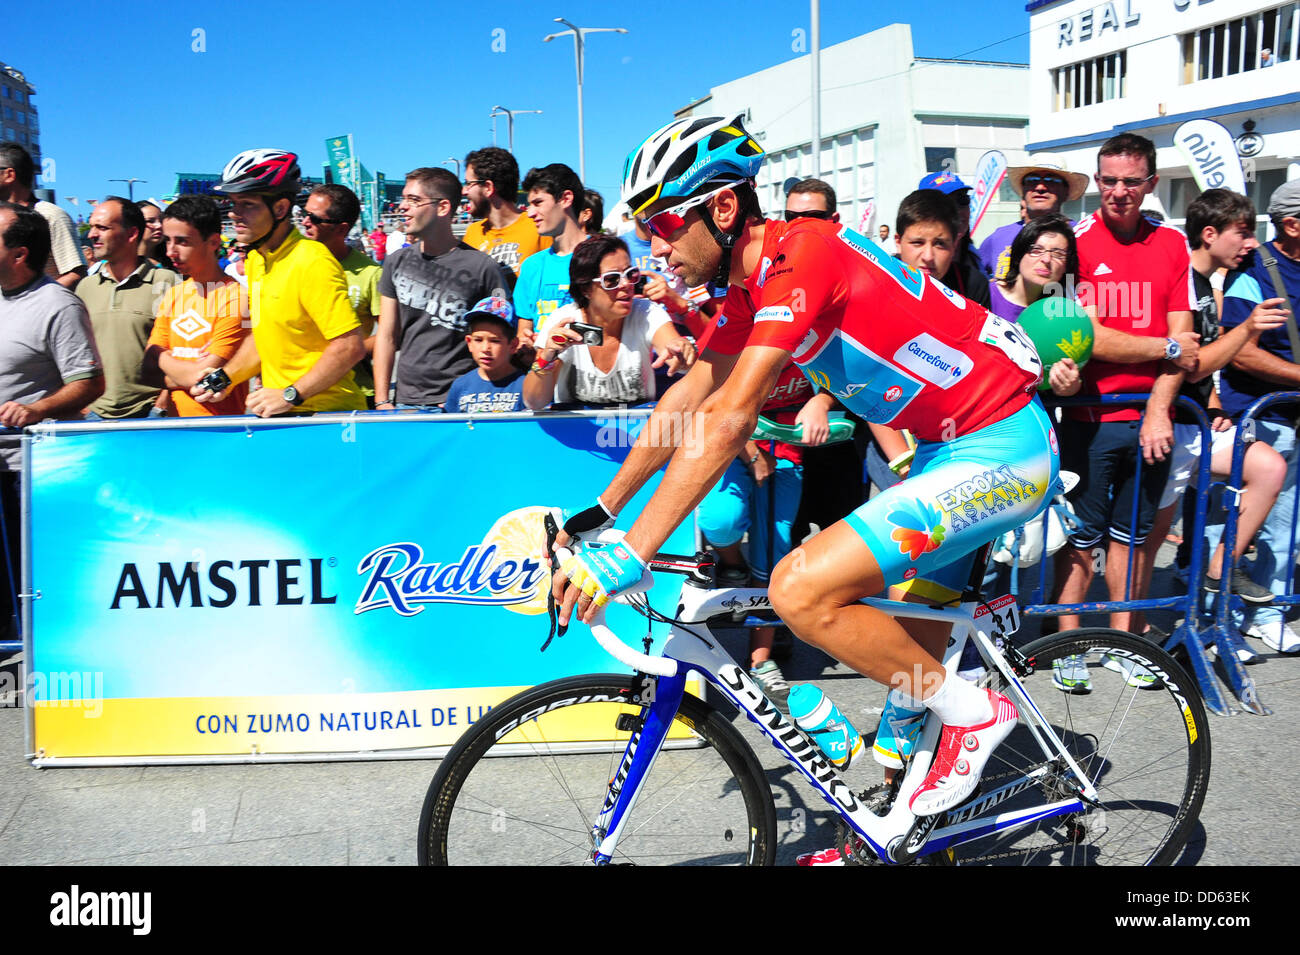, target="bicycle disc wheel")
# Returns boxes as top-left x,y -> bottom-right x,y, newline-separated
419,674 -> 777,865
949,629 -> 1210,865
